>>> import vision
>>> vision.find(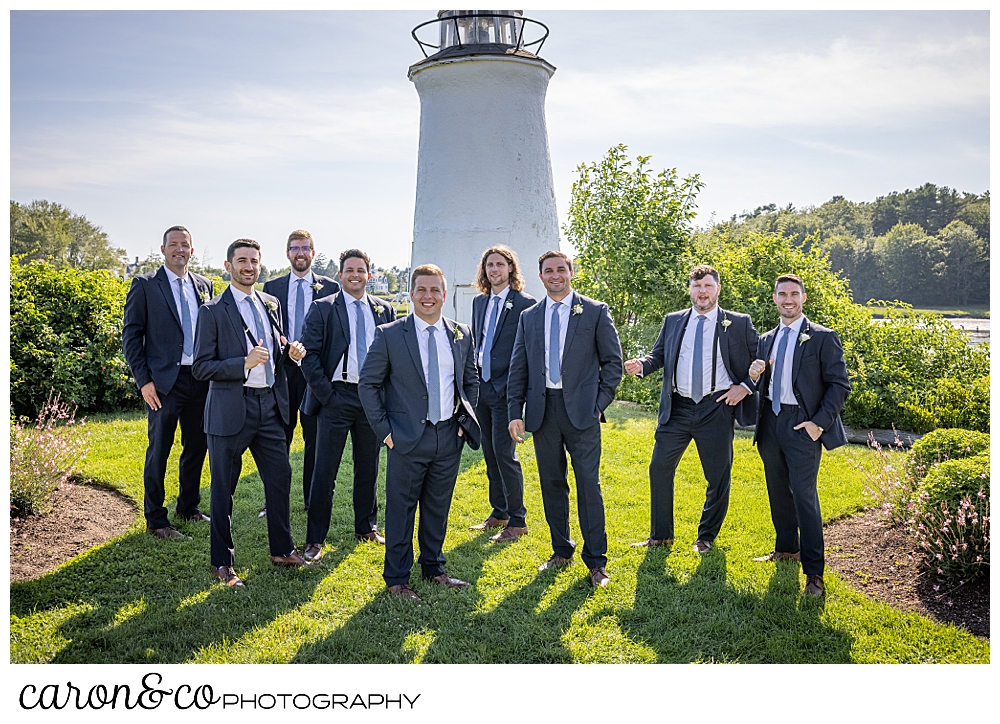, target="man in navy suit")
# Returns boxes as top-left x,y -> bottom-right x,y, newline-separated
624,265 -> 759,553
123,225 -> 214,540
749,274 -> 851,598
299,248 -> 396,560
469,245 -> 535,542
192,239 -> 308,588
261,229 -> 340,511
507,251 -> 623,588
359,264 -> 480,601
